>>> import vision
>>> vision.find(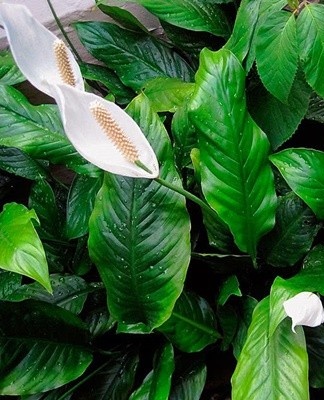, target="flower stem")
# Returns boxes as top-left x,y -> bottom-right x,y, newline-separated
46,0 -> 83,62
155,177 -> 216,217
